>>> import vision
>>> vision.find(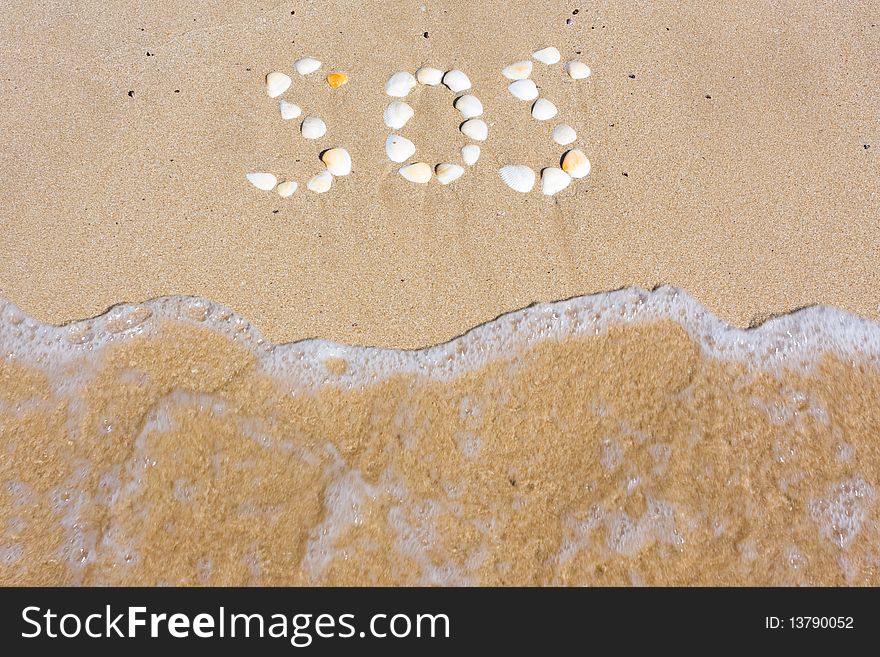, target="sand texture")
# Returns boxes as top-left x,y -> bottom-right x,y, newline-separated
0,1 -> 878,348
2,290 -> 880,585
2,1 -> 880,587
